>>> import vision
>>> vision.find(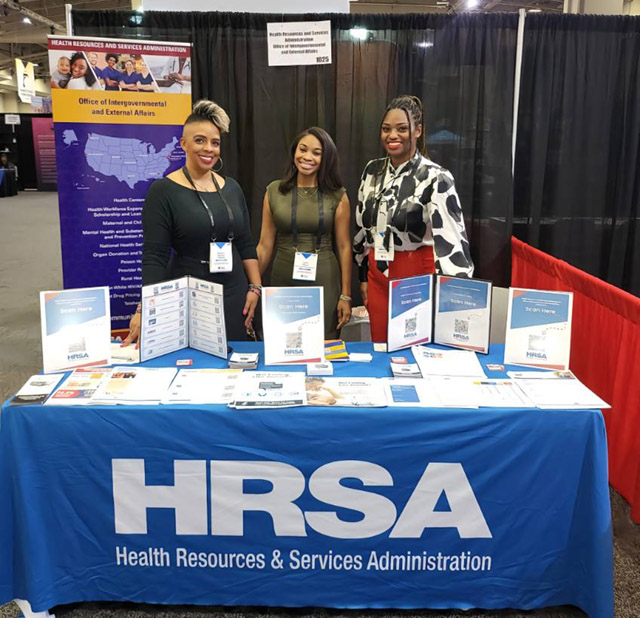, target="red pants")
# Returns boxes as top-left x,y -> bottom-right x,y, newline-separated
367,247 -> 435,343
